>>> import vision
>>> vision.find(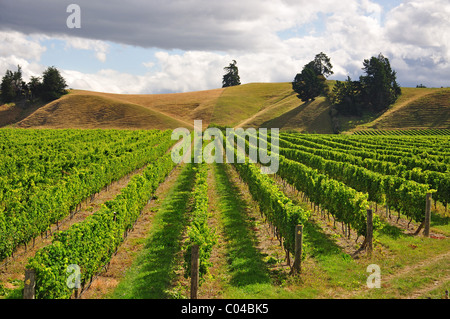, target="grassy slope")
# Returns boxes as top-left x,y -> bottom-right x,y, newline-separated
210,82 -> 335,133
16,93 -> 191,130
348,87 -> 450,132
258,96 -> 334,133
0,100 -> 47,128
211,83 -> 296,127
72,88 -> 224,130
